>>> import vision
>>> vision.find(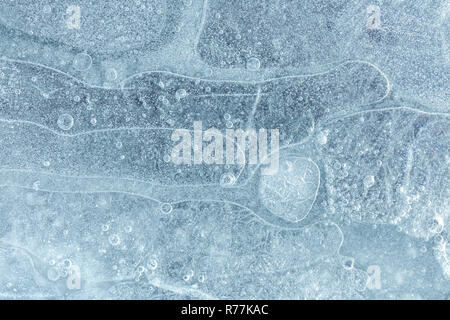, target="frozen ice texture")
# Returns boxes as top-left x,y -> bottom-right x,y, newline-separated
0,0 -> 448,299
